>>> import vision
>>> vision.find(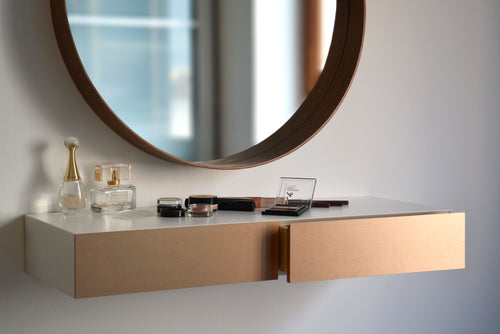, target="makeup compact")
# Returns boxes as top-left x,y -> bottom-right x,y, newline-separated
157,197 -> 185,217
262,177 -> 317,216
262,204 -> 310,216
